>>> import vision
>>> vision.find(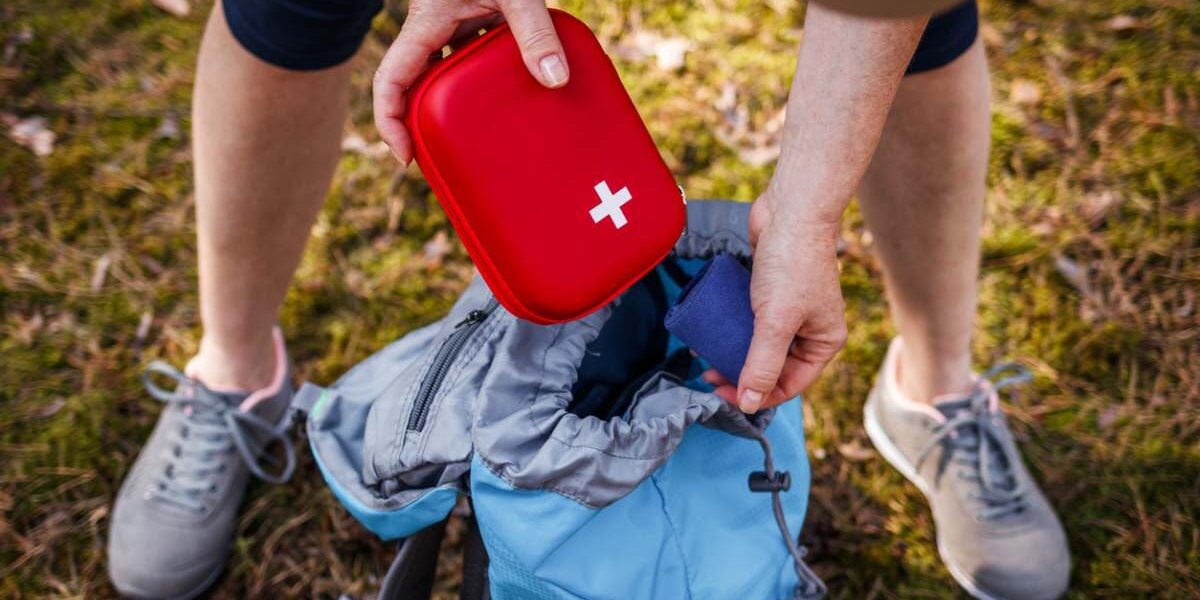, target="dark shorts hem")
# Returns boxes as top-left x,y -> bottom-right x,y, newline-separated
906,0 -> 979,75
223,0 -> 382,71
